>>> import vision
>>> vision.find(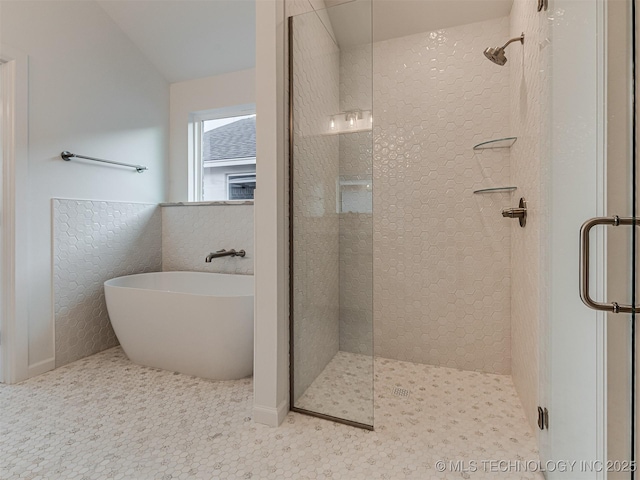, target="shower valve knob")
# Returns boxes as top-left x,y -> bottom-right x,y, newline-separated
502,198 -> 527,227
501,208 -> 526,218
